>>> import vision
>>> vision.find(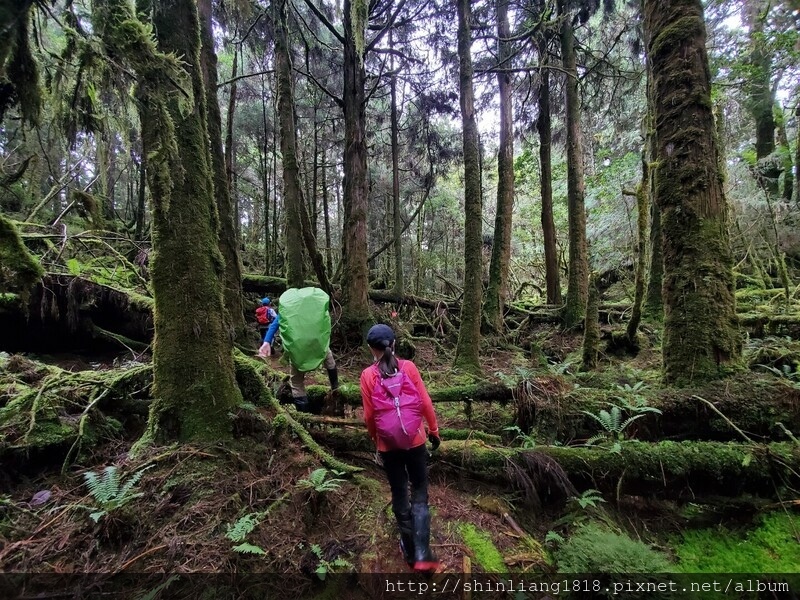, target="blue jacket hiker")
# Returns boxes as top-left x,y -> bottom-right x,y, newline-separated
257,298 -> 279,357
